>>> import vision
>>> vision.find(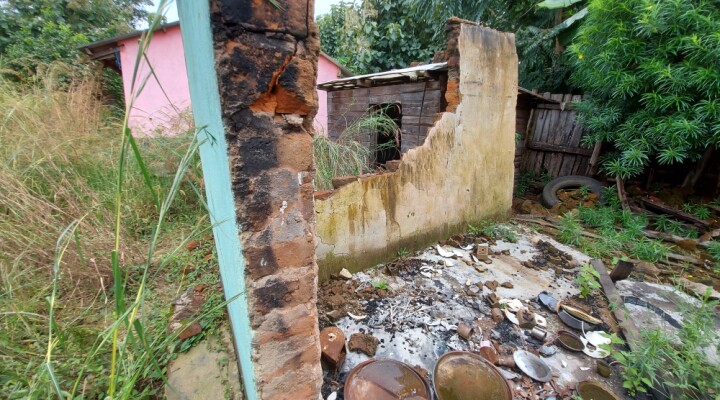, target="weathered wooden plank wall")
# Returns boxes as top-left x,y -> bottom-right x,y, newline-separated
521,93 -> 592,177
326,79 -> 444,154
